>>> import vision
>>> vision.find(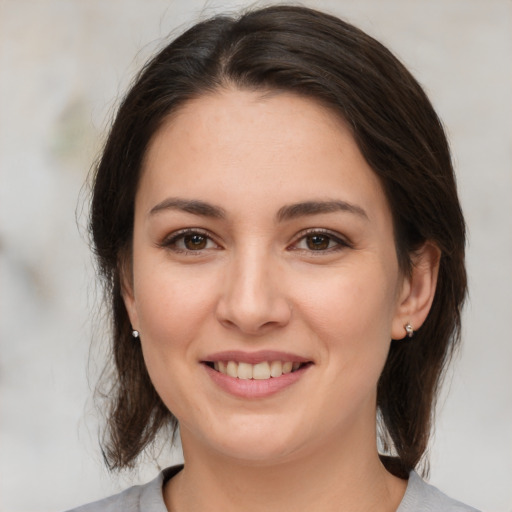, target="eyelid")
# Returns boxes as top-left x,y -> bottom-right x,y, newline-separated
288,228 -> 352,252
159,227 -> 350,254
159,228 -> 221,252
